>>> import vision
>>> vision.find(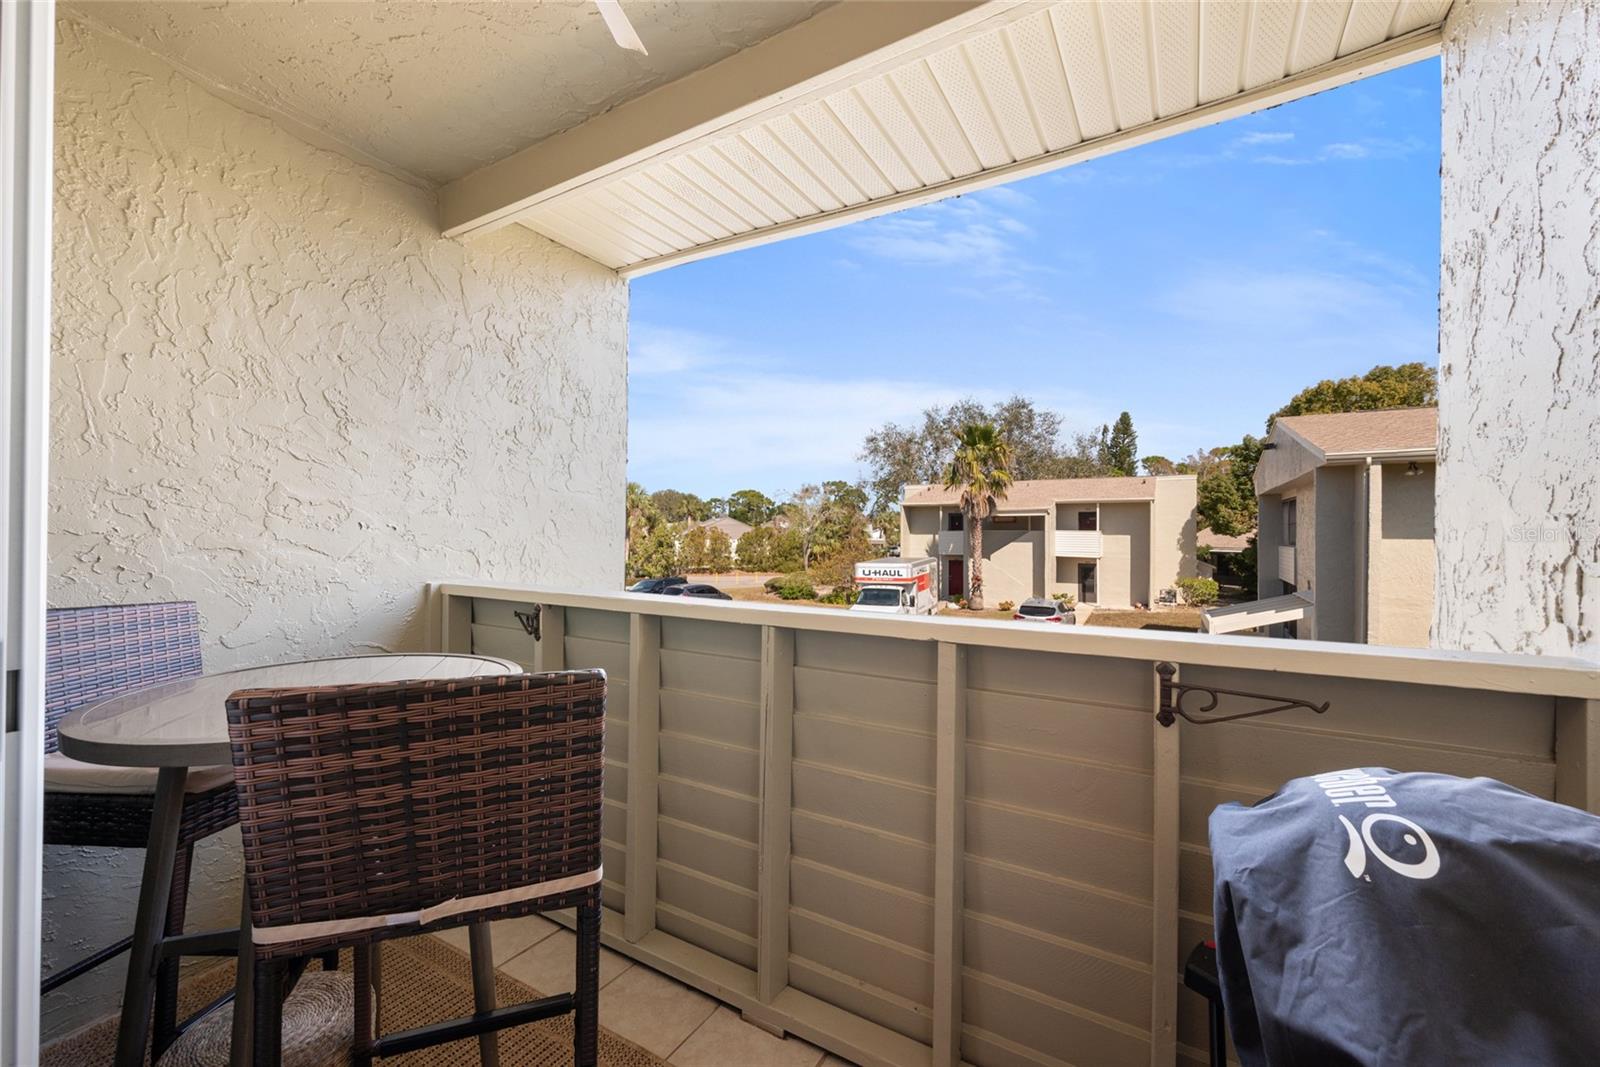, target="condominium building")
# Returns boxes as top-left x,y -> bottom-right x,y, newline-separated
1204,407 -> 1438,645
899,476 -> 1198,609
